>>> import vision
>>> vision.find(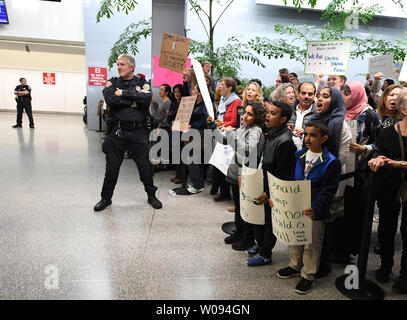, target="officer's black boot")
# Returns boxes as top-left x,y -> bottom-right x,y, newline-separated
94,199 -> 112,212
148,194 -> 162,209
12,124 -> 22,128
